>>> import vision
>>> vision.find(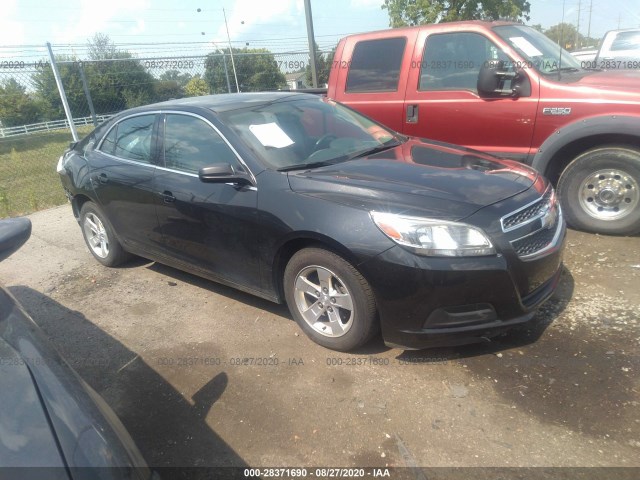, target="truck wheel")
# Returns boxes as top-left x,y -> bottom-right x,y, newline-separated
284,247 -> 378,351
557,146 -> 640,235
